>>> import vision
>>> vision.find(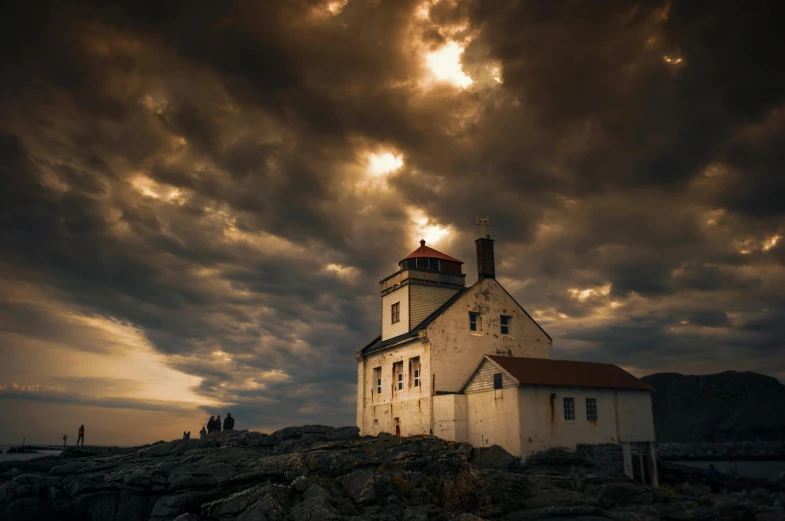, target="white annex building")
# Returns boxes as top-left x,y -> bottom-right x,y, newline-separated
356,226 -> 658,485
